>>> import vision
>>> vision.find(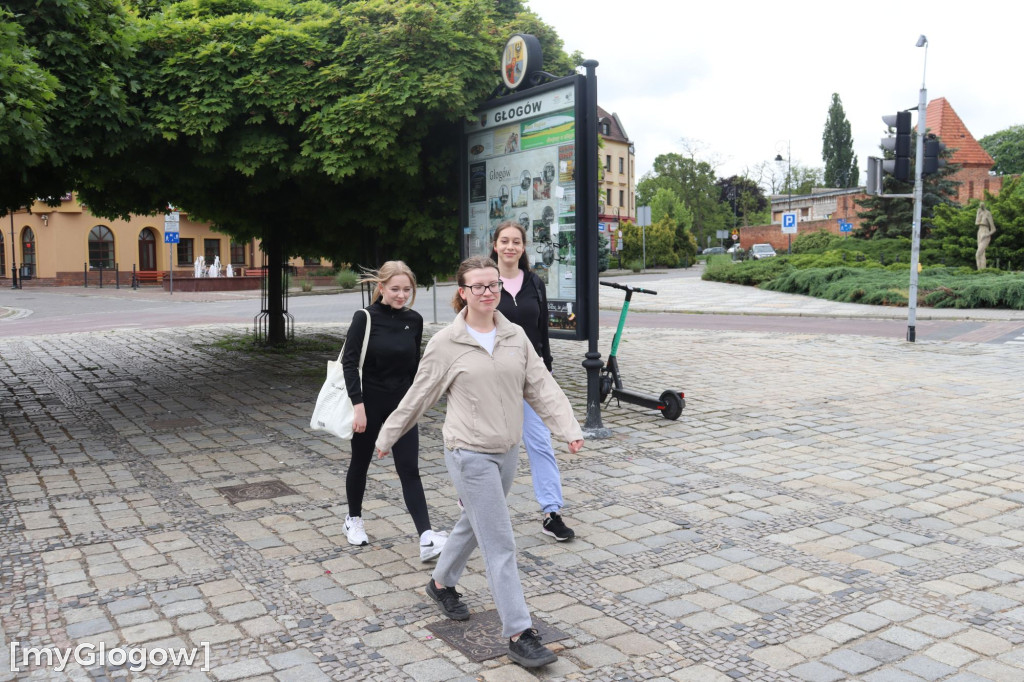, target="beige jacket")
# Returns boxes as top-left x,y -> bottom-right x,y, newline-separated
376,309 -> 583,454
